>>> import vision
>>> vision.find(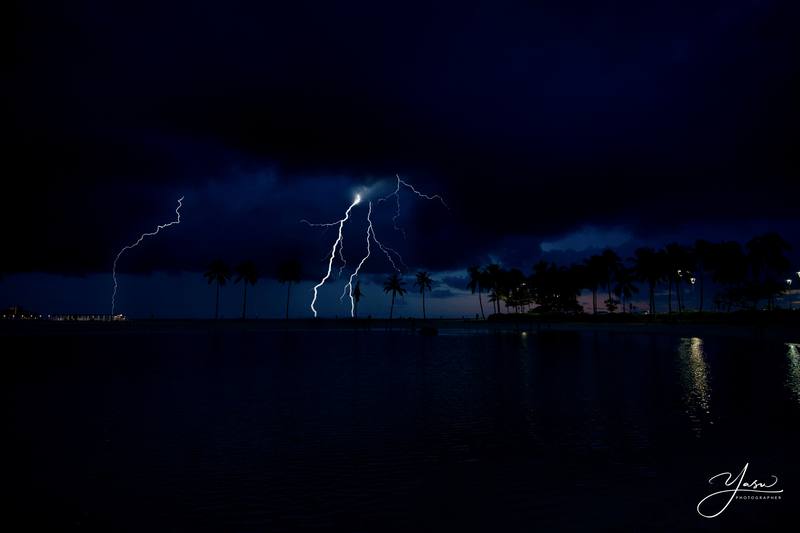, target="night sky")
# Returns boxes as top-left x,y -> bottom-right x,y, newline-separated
6,0 -> 799,317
